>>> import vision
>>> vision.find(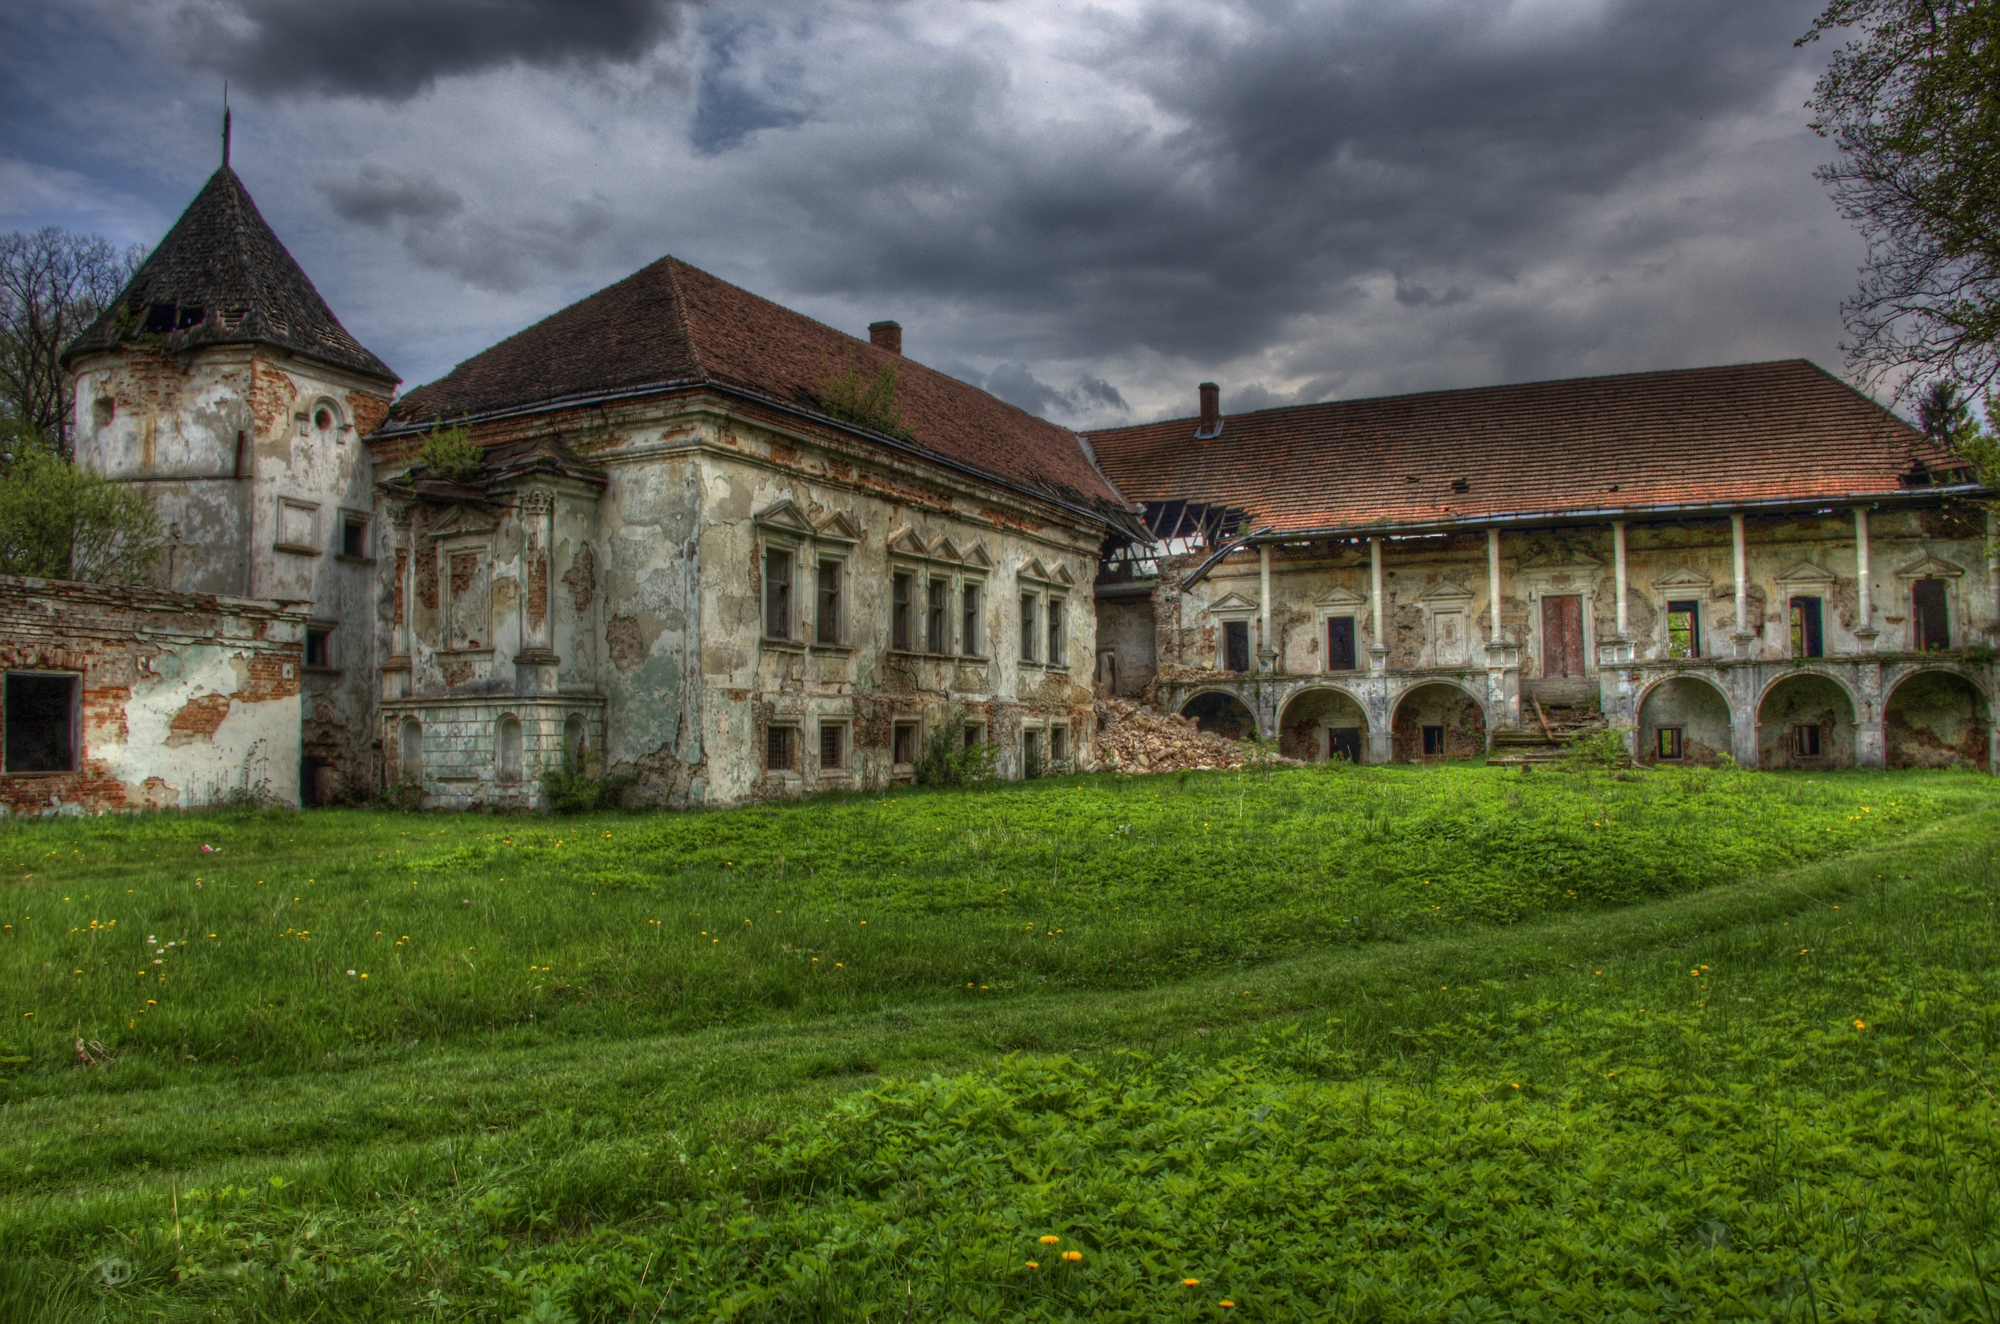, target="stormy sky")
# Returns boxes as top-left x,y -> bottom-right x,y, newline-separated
0,0 -> 1868,427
